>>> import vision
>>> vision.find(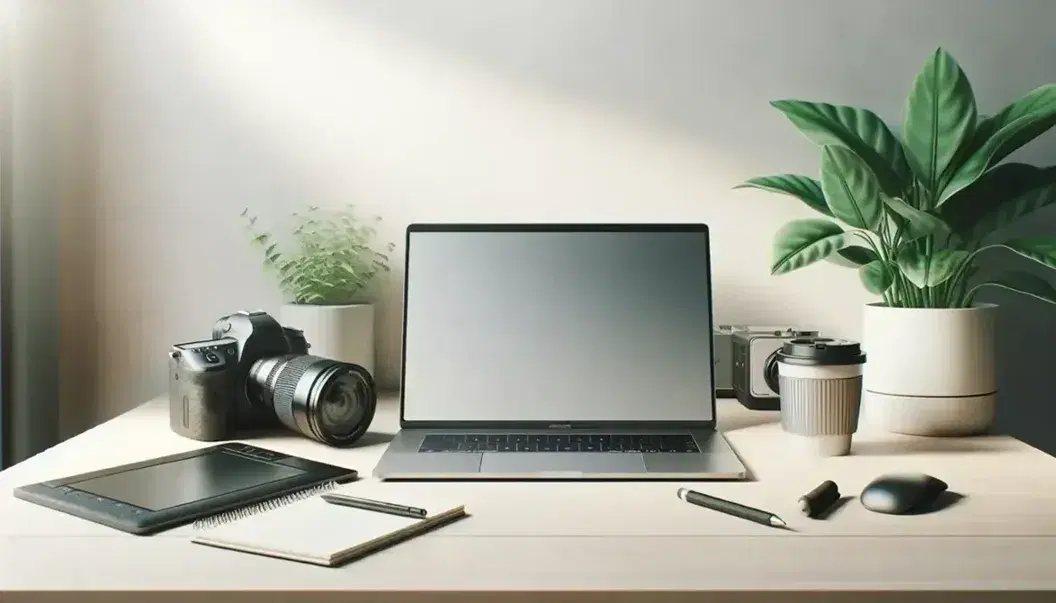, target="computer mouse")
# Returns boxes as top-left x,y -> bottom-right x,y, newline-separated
859,473 -> 948,515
